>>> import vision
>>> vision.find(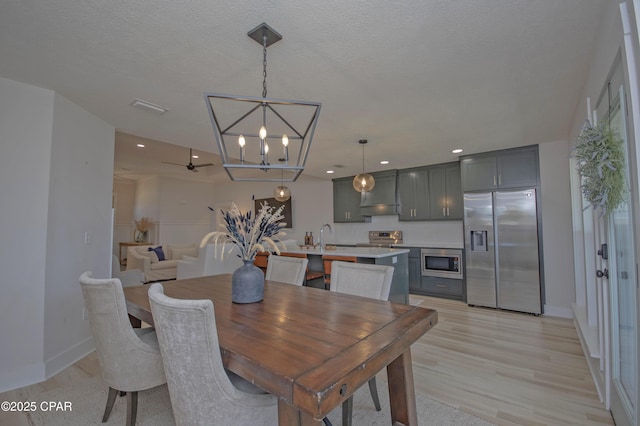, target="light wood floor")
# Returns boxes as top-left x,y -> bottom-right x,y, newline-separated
412,296 -> 613,425
0,295 -> 613,426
